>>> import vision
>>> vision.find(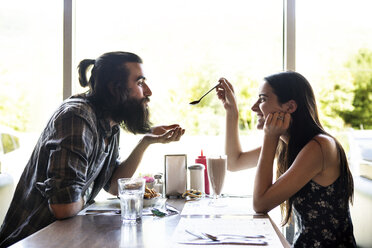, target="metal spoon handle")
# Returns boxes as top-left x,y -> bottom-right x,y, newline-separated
198,84 -> 218,101
189,83 -> 219,105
